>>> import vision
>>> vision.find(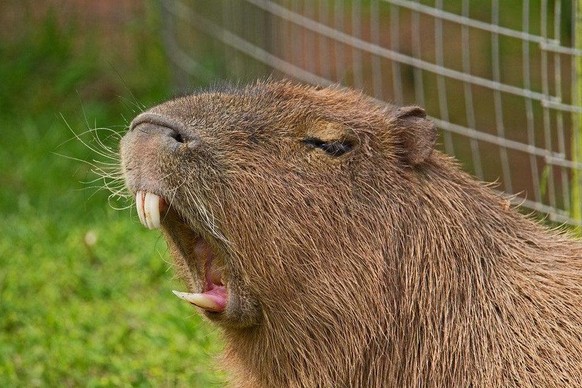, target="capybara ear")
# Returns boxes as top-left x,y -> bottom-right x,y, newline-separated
395,106 -> 437,166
